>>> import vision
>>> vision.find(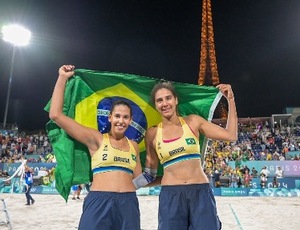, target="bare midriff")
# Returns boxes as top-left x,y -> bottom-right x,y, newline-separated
161,159 -> 209,185
90,171 -> 136,192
